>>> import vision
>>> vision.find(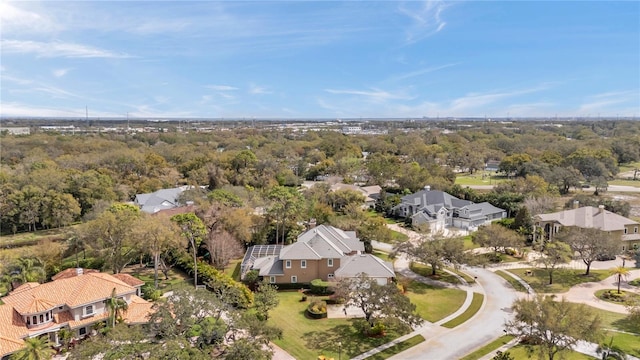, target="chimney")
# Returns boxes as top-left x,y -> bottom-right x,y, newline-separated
598,205 -> 605,214
307,218 -> 317,230
424,185 -> 431,191
76,268 -> 84,276
573,200 -> 579,209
